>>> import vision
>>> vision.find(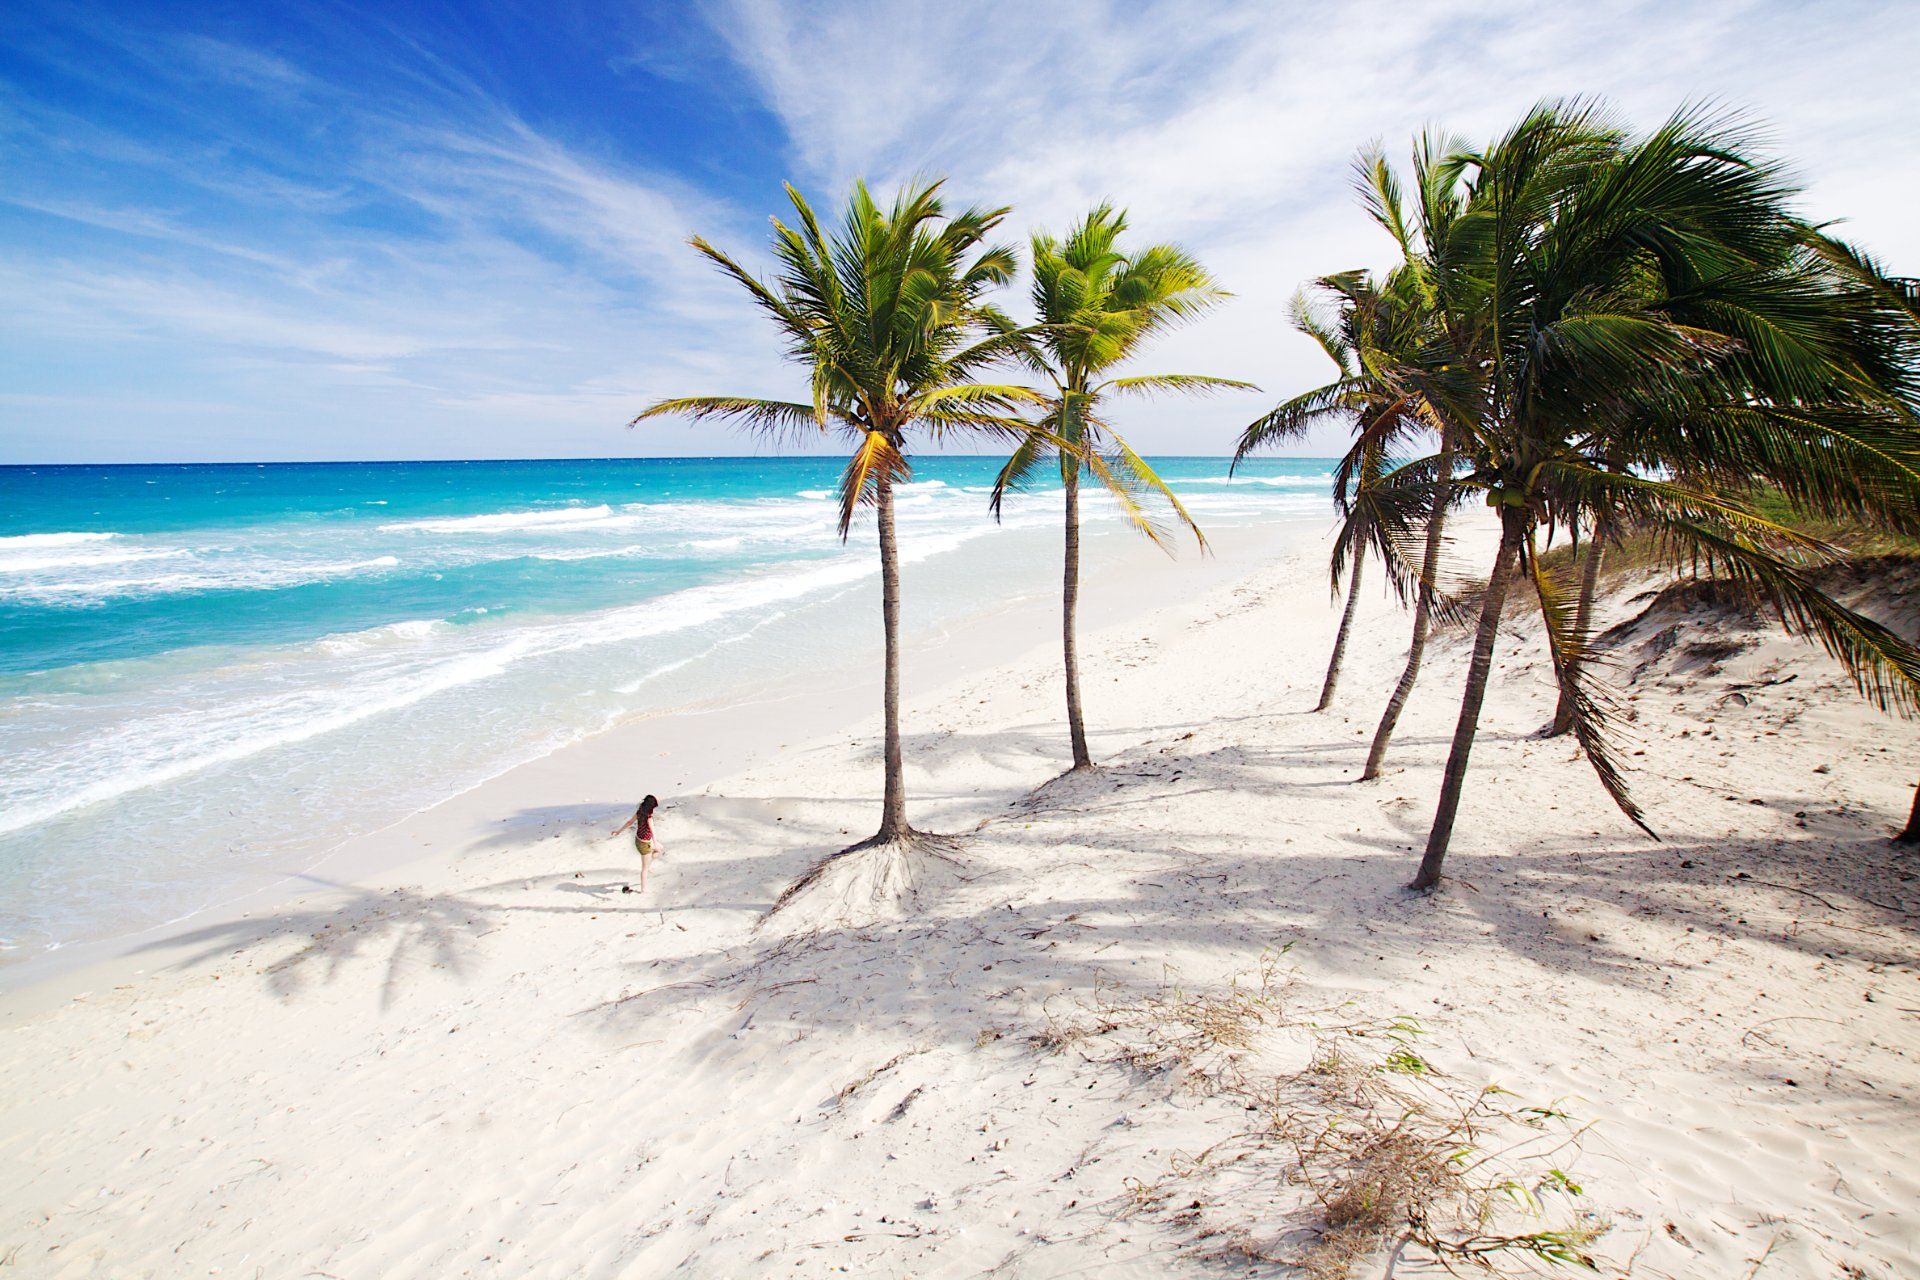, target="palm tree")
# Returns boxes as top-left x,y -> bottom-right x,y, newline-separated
1397,102 -> 1920,890
993,205 -> 1248,771
634,178 -> 1046,862
1345,140 -> 1480,776
1900,779 -> 1920,845
1236,271 -> 1441,715
1360,429 -> 1458,771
